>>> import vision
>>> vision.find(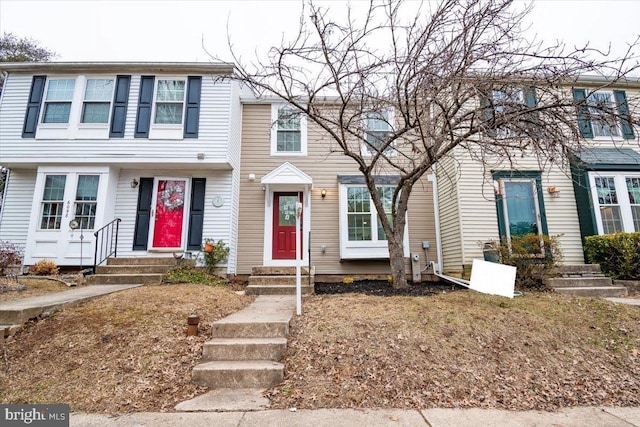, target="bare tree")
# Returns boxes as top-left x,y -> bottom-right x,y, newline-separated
228,0 -> 639,288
